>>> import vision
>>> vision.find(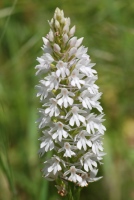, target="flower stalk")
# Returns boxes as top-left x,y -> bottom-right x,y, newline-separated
35,7 -> 106,199
67,183 -> 81,200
